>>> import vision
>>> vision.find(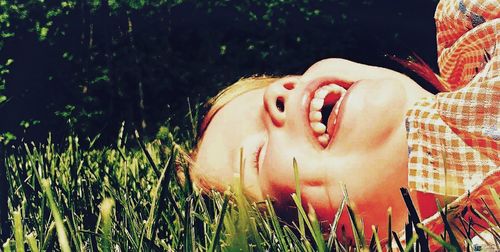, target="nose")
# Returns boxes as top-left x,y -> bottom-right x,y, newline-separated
263,78 -> 297,127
